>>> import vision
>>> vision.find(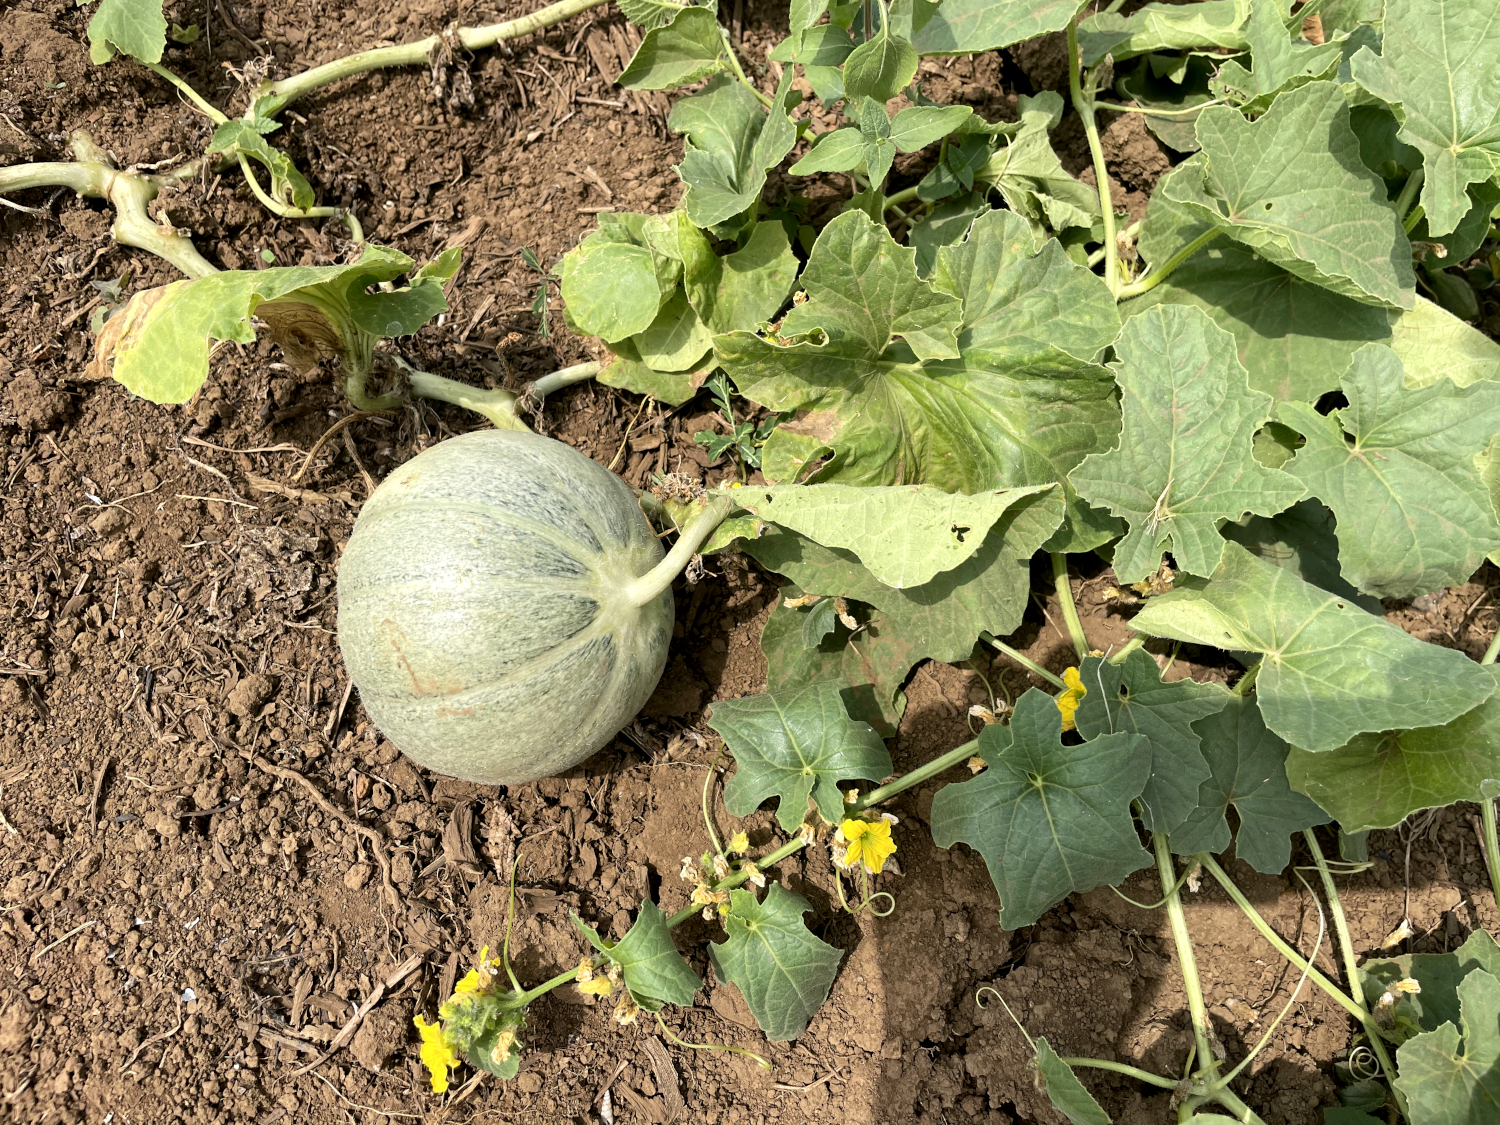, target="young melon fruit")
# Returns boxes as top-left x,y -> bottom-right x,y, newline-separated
337,429 -> 673,784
